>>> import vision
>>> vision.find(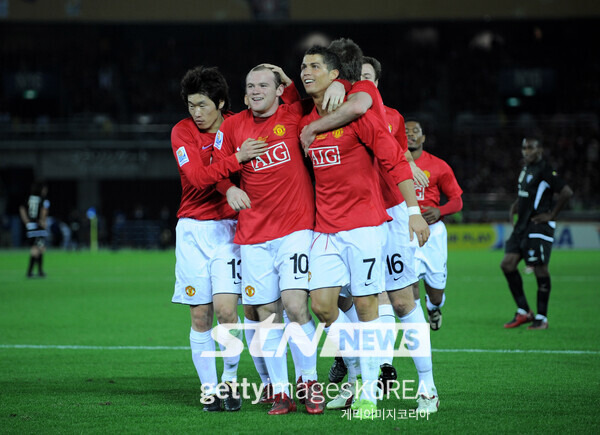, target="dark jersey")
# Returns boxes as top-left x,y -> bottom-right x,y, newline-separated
514,159 -> 567,233
24,195 -> 49,222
